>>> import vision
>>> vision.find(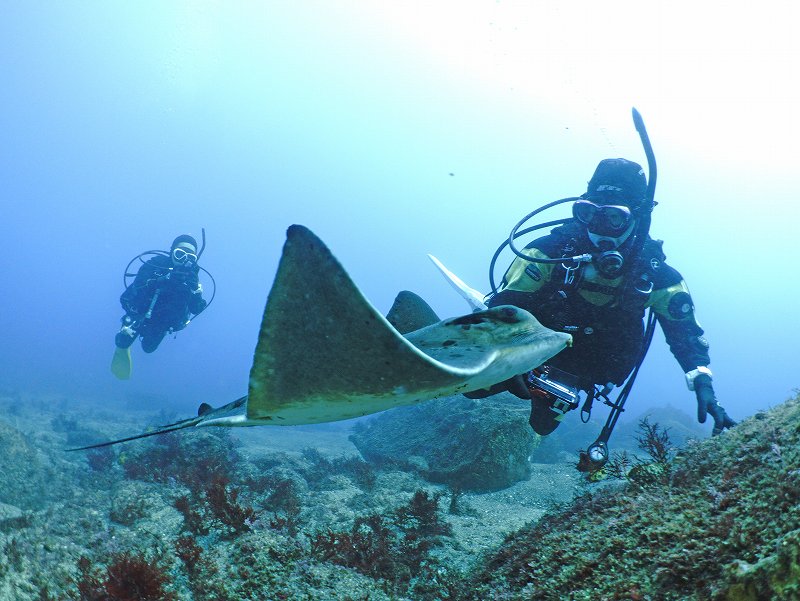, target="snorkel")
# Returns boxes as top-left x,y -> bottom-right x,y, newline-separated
197,227 -> 207,259
489,107 -> 658,294
627,107 -> 657,271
